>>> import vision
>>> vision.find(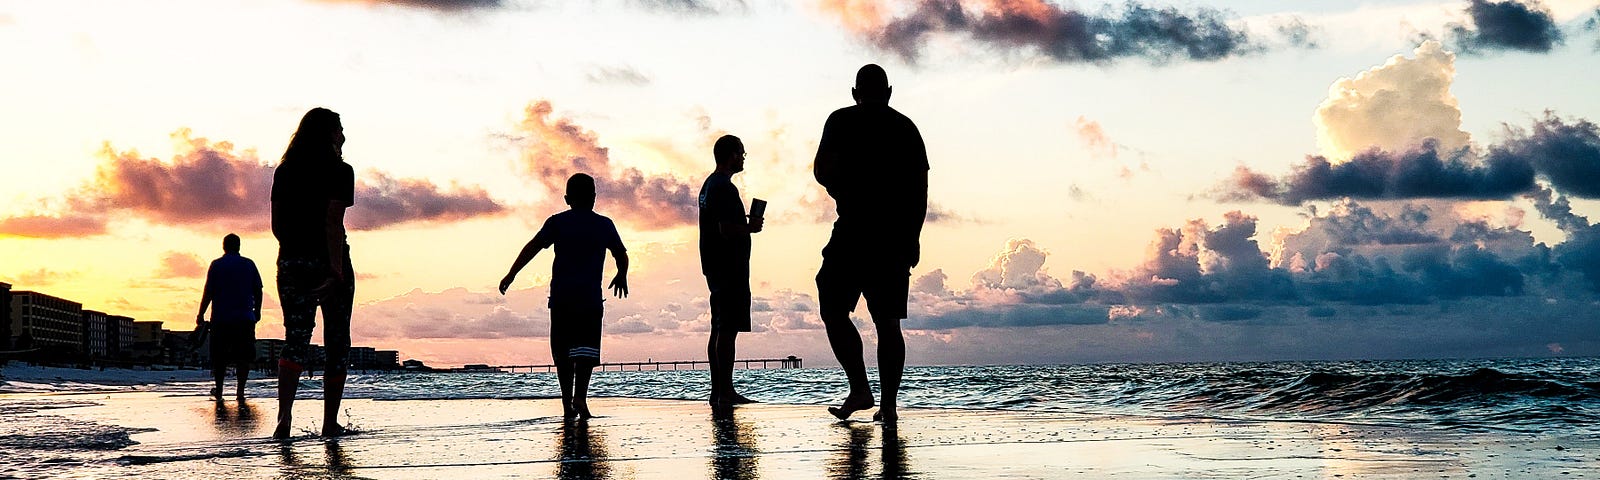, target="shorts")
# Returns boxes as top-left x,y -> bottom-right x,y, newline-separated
707,274 -> 752,333
816,258 -> 911,320
208,321 -> 256,371
277,253 -> 353,373
550,300 -> 602,365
